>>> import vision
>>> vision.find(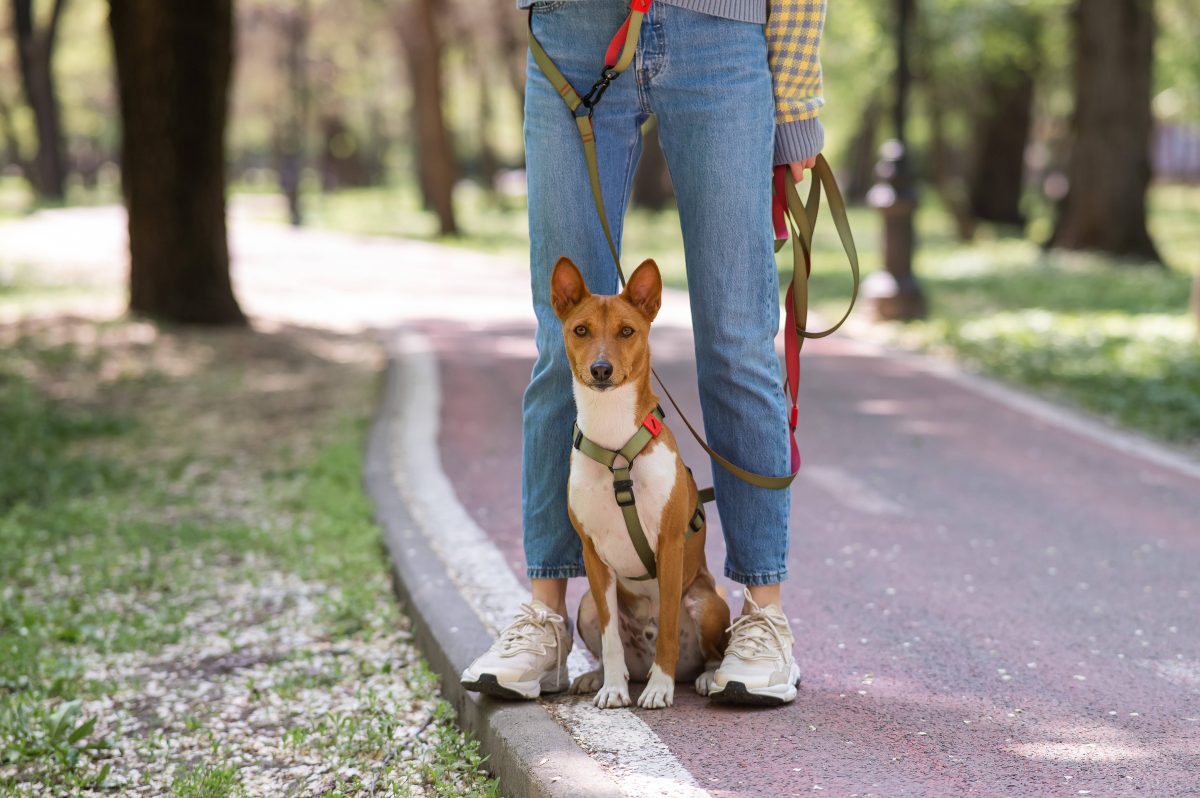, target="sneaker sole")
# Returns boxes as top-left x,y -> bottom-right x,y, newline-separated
460,673 -> 538,700
708,681 -> 790,706
705,662 -> 801,705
